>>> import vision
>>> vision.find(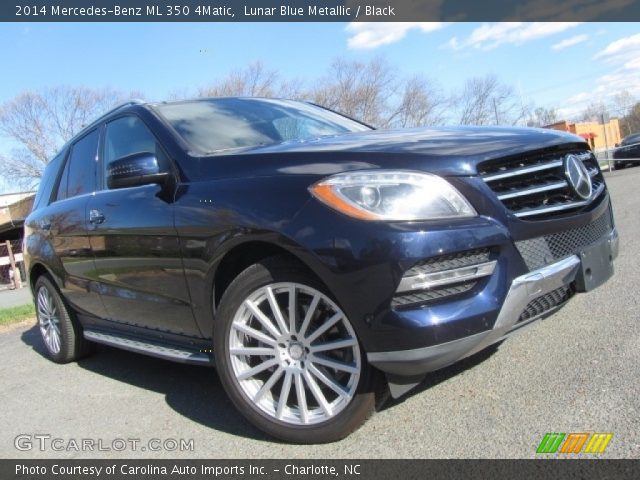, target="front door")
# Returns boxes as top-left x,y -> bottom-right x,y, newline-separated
86,115 -> 200,336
